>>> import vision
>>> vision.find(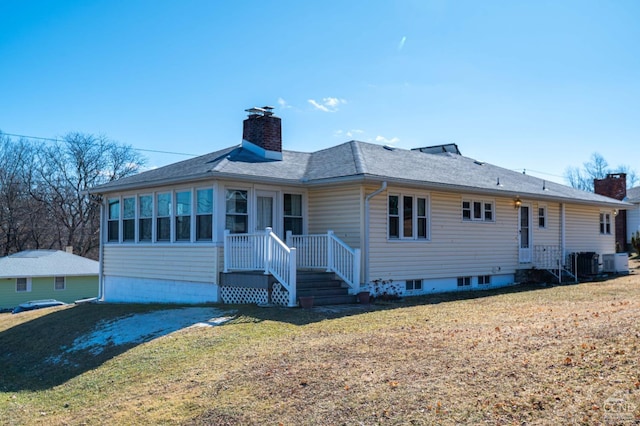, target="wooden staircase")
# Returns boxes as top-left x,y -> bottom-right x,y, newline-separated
296,270 -> 357,306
